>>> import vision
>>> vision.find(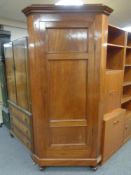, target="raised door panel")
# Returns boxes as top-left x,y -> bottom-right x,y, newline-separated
13,38 -> 29,110
4,42 -> 16,103
48,29 -> 88,53
38,22 -> 93,158
48,61 -> 86,120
